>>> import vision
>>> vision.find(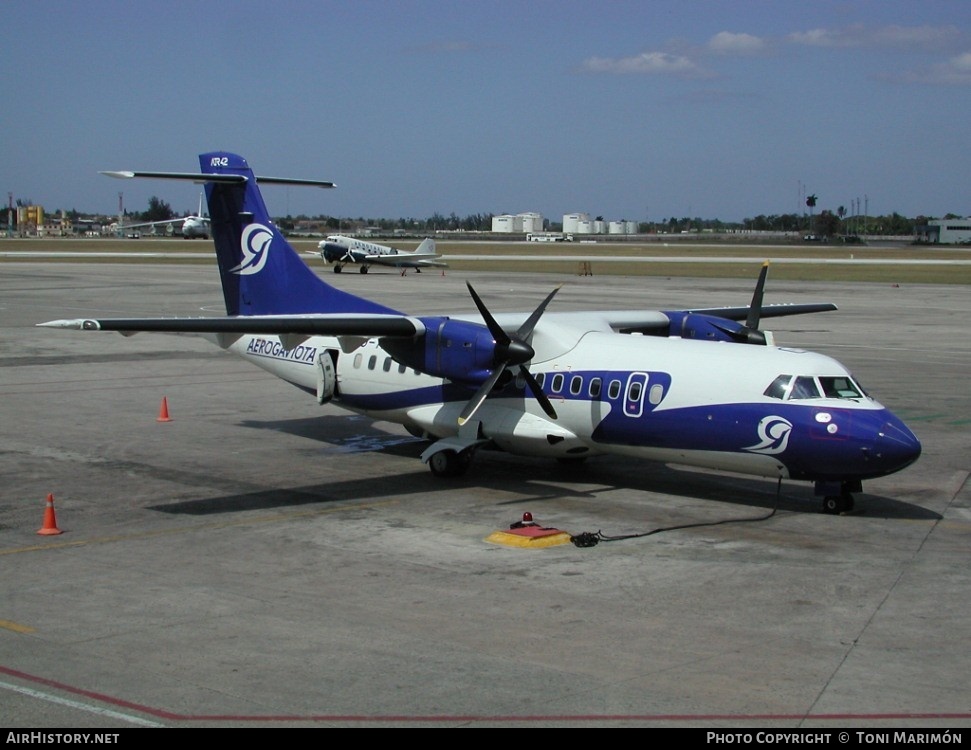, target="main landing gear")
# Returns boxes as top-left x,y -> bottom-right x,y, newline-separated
427,449 -> 473,478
